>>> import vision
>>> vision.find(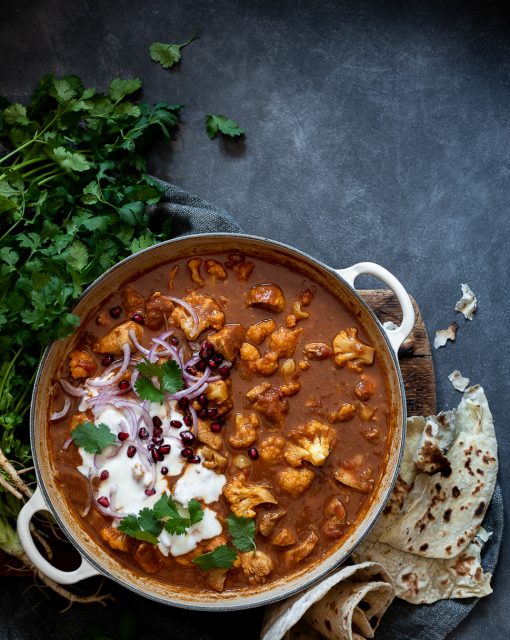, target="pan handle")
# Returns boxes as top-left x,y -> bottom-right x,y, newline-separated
335,262 -> 415,355
17,486 -> 100,585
